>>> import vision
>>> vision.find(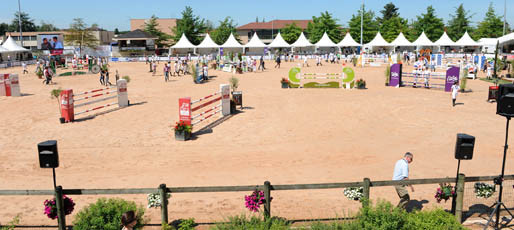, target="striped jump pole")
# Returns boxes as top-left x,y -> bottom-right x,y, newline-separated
179,84 -> 230,131
0,74 -> 21,97
59,79 -> 128,123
